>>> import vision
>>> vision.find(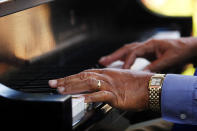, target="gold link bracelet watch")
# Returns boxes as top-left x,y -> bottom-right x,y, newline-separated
148,74 -> 166,112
